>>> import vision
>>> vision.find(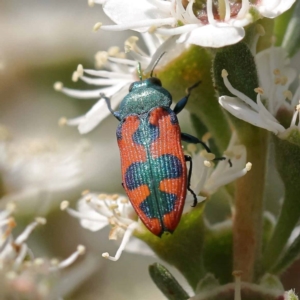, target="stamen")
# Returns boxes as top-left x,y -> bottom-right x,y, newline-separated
206,0 -> 215,24
14,218 -> 46,246
95,51 -> 109,68
273,69 -> 281,76
50,245 -> 86,271
14,244 -> 28,270
93,22 -> 102,32
232,270 -> 242,300
237,0 -> 249,19
221,69 -> 259,112
102,222 -> 137,261
54,82 -> 63,91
